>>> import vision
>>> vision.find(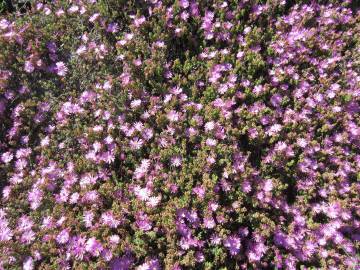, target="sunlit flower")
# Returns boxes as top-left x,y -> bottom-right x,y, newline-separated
55,61 -> 68,76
